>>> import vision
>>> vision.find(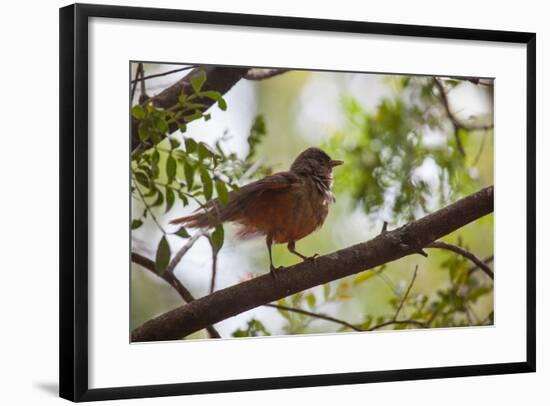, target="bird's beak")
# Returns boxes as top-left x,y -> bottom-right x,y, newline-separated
330,159 -> 344,167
